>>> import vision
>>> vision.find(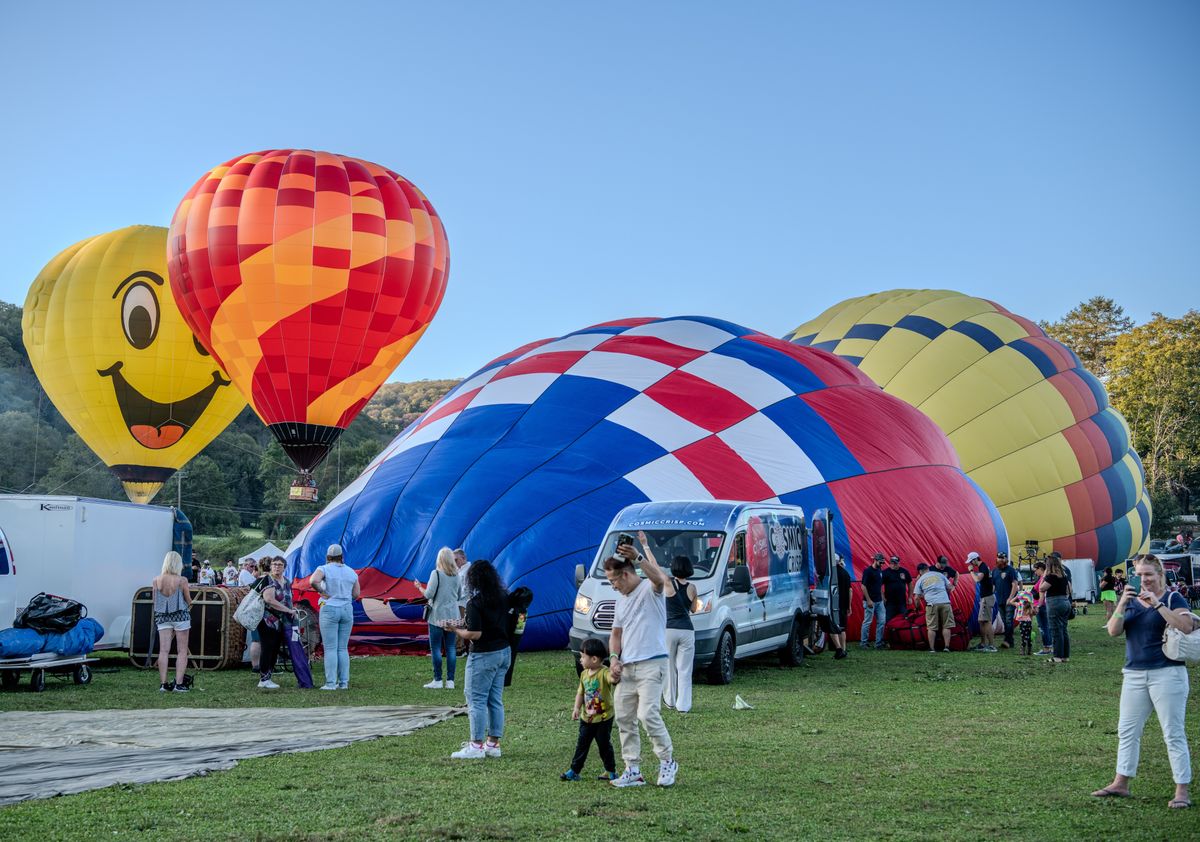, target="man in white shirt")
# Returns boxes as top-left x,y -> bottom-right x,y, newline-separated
237,559 -> 258,587
607,530 -> 678,788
